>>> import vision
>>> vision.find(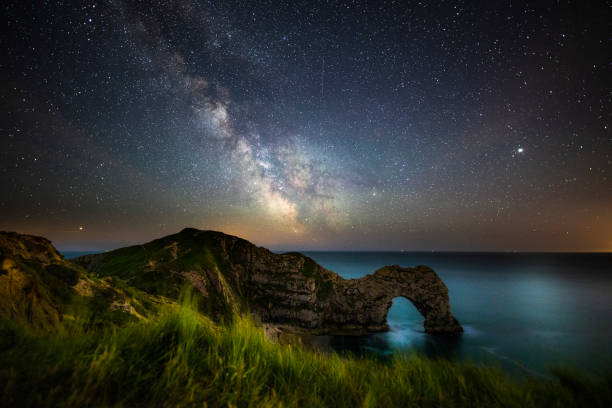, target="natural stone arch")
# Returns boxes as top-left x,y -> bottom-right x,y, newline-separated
372,265 -> 462,334
322,265 -> 463,334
